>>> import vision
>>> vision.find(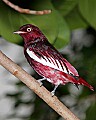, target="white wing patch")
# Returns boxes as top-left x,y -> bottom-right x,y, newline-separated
27,48 -> 68,74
